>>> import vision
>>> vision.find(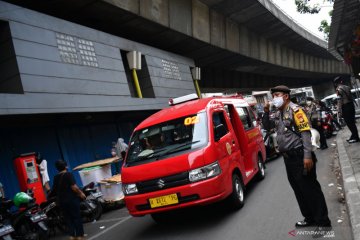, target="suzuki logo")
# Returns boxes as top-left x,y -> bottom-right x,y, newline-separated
157,179 -> 165,188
